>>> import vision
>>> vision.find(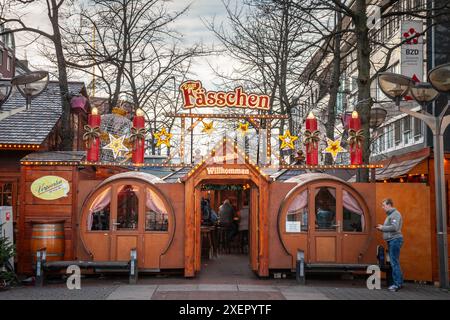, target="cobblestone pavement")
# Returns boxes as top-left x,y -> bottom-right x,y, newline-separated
0,280 -> 449,300
1,255 -> 449,300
